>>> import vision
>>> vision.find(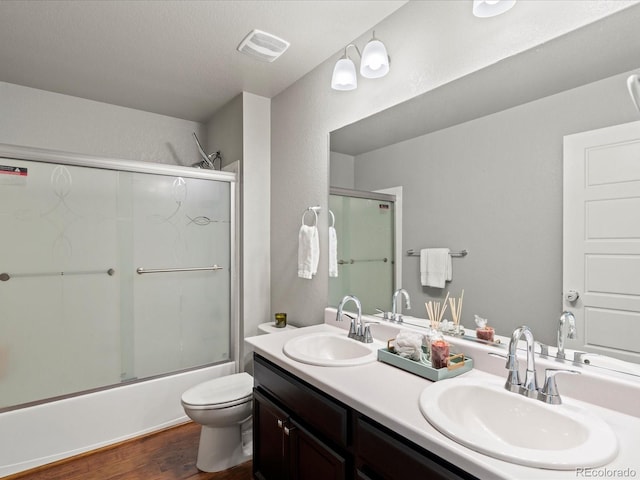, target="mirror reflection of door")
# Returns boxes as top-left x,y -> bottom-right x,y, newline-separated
564,121 -> 640,365
329,189 -> 395,315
